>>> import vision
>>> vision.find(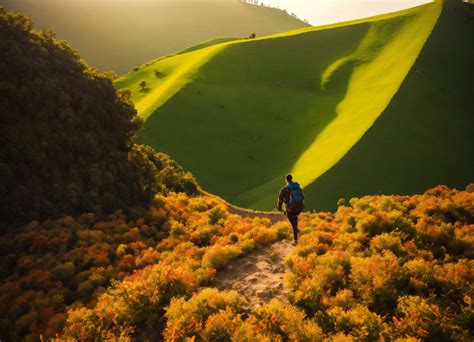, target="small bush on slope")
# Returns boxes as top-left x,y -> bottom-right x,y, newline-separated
164,288 -> 248,341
